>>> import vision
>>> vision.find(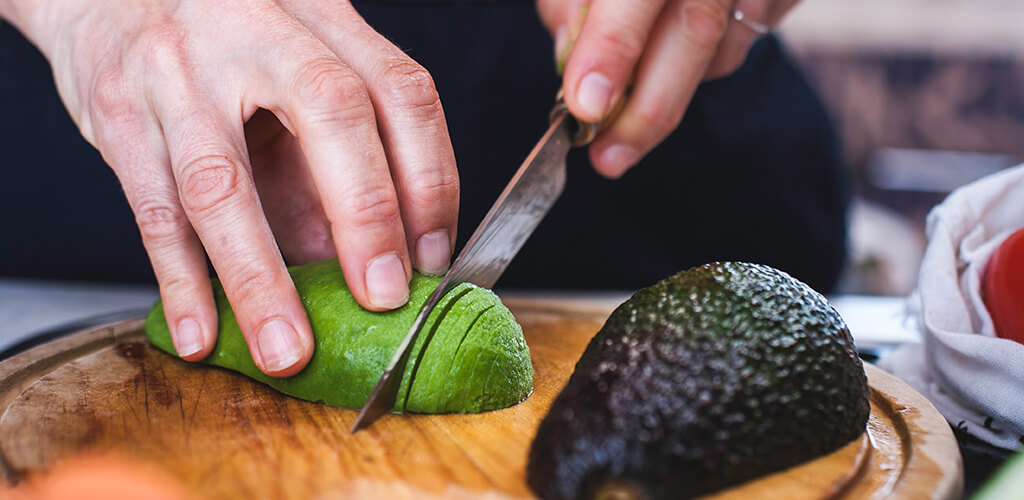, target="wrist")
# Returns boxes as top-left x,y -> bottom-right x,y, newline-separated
0,0 -> 76,58
0,0 -> 36,34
